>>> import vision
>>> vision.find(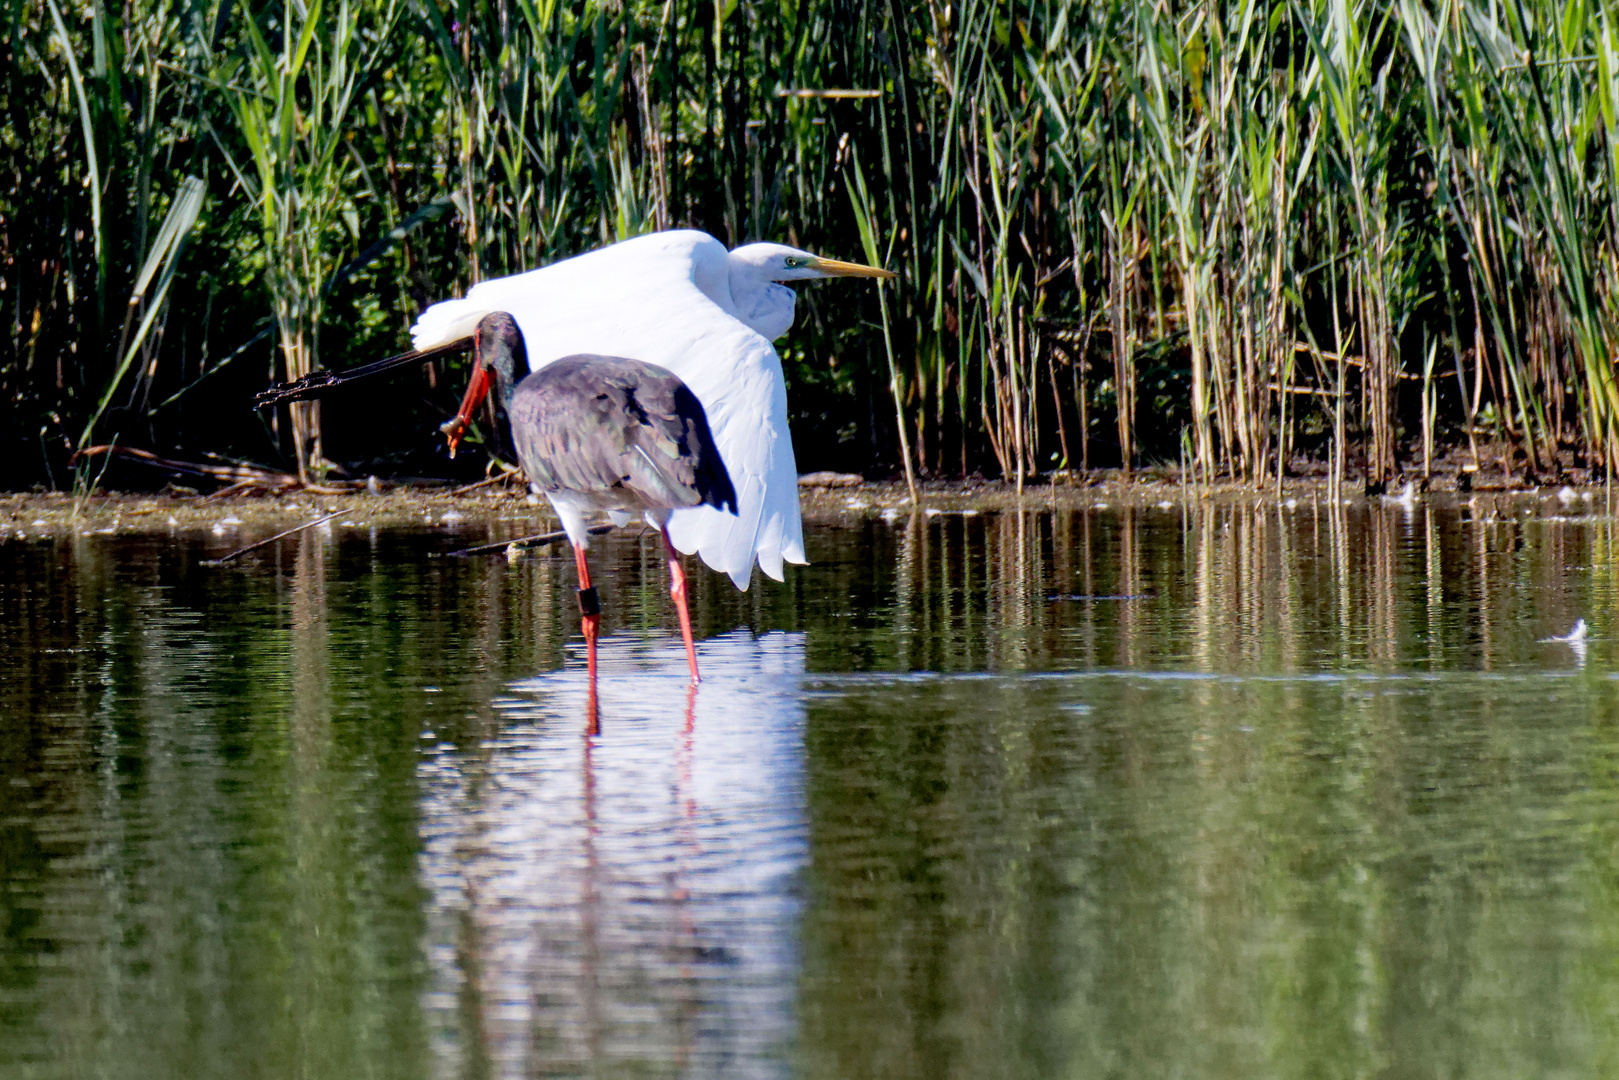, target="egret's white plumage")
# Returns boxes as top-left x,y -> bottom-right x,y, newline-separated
413,230 -> 888,589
